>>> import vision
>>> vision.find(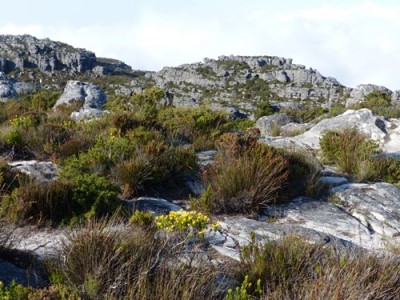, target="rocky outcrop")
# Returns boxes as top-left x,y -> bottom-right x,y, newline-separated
70,108 -> 109,121
211,182 -> 400,260
138,55 -> 347,114
0,35 -> 96,74
0,72 -> 17,101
